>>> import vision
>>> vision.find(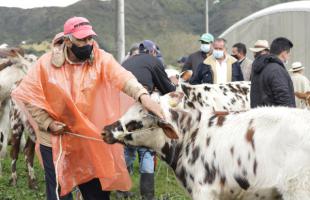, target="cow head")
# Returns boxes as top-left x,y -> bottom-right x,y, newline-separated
179,70 -> 192,82
102,91 -> 195,148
